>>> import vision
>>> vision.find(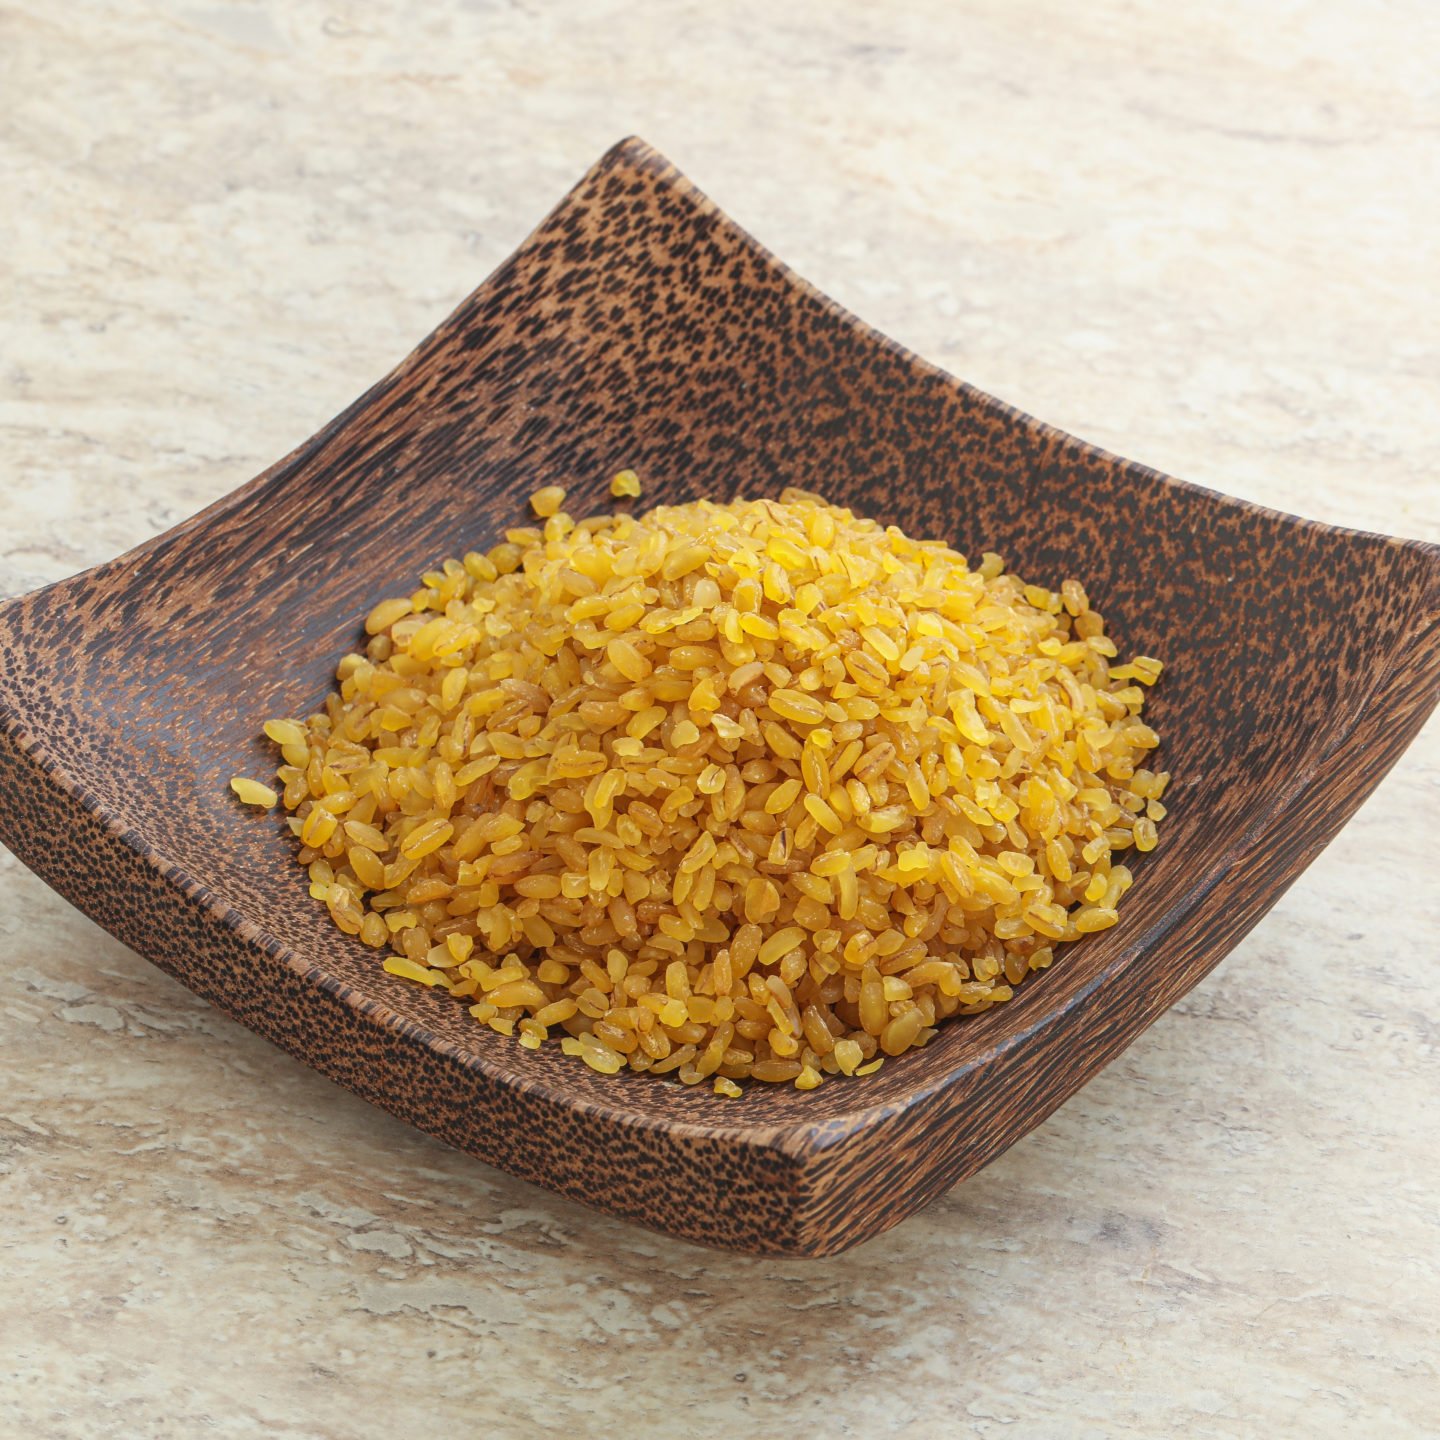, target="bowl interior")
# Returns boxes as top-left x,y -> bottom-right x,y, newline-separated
1,138 -> 1434,1135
